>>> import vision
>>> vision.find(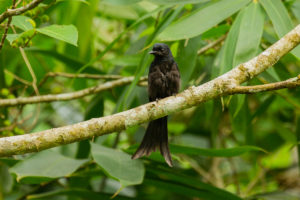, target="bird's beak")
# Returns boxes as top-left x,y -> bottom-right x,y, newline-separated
149,50 -> 157,54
